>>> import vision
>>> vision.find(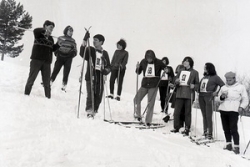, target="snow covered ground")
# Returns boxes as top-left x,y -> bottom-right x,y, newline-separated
0,61 -> 250,167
